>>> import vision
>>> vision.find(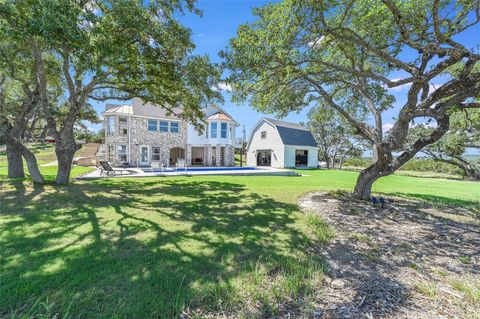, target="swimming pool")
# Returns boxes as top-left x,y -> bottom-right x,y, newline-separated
143,167 -> 257,173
